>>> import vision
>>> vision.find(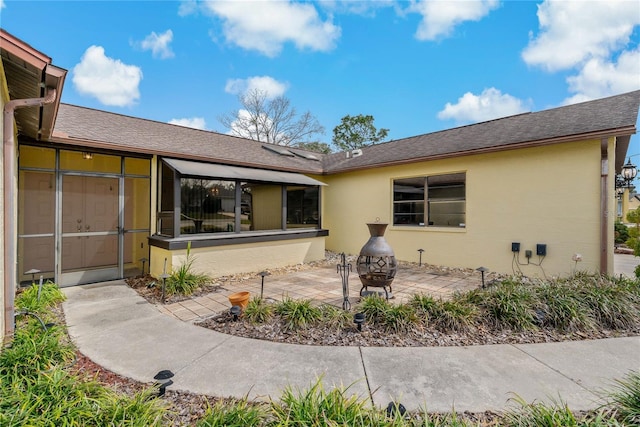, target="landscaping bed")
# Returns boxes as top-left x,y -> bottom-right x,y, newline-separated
196,272 -> 640,347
